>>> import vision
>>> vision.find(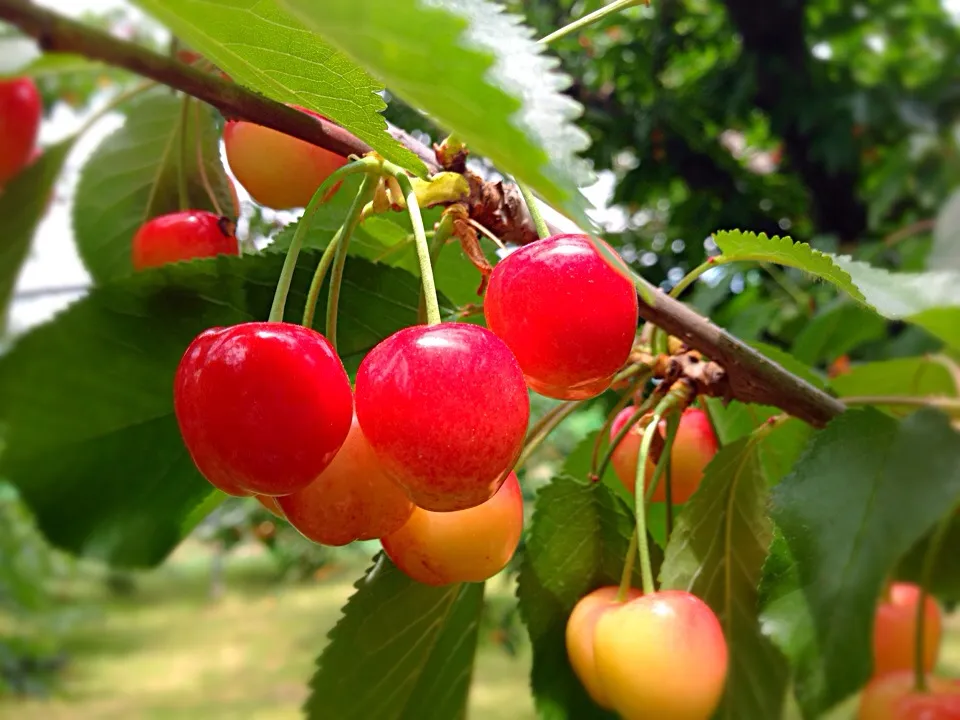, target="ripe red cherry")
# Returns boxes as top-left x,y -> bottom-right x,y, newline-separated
278,412 -> 414,546
860,671 -> 960,719
381,471 -> 523,586
223,106 -> 347,210
566,586 -> 643,708
593,590 -> 728,720
0,77 -> 41,187
132,211 -> 239,270
484,234 -> 639,400
174,322 -> 353,497
355,323 -> 529,512
610,406 -> 718,503
873,583 -> 942,677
